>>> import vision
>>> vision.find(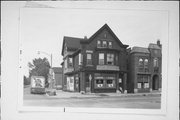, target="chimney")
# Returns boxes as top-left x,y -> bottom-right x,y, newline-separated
157,39 -> 161,48
84,36 -> 87,40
